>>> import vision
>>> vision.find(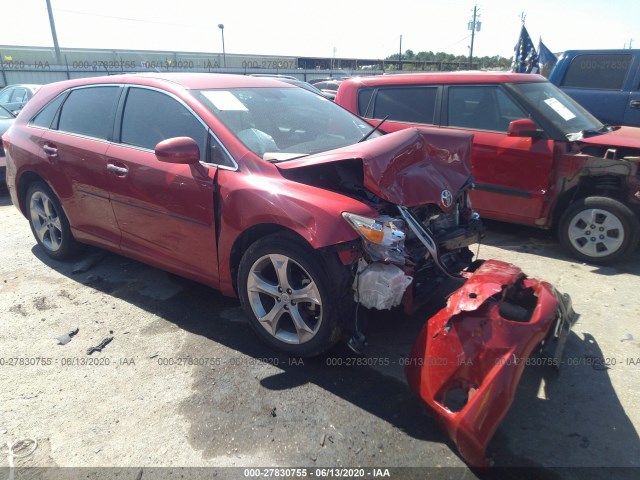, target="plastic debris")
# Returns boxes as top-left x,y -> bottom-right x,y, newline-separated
56,328 -> 79,345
